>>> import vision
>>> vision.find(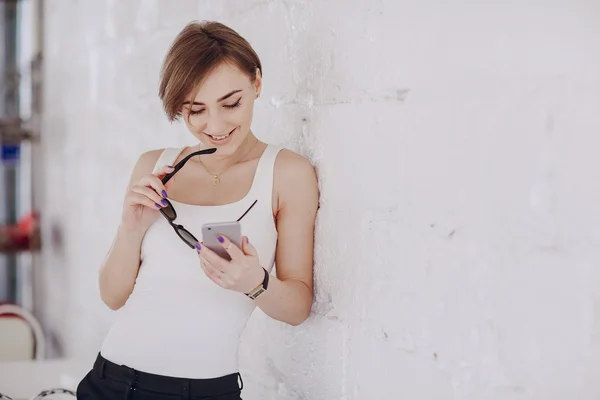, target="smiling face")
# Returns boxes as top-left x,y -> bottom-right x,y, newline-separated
181,63 -> 262,156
